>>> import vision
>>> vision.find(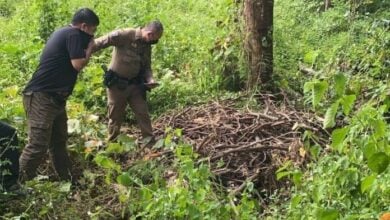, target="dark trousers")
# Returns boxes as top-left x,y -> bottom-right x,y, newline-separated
19,92 -> 72,182
107,84 -> 154,142
0,121 -> 19,190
